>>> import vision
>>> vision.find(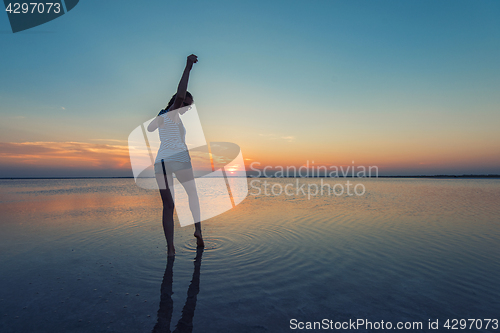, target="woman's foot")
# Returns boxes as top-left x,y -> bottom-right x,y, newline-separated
194,230 -> 205,248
